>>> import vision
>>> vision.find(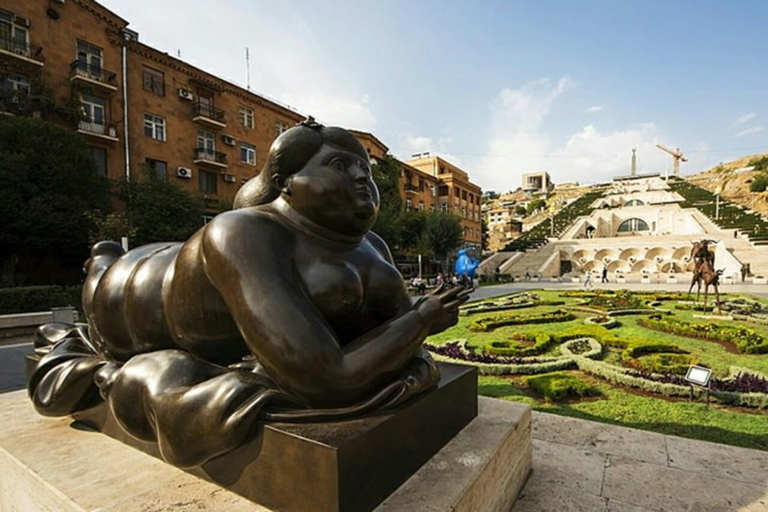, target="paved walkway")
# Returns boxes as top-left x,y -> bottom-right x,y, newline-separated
515,411 -> 768,511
